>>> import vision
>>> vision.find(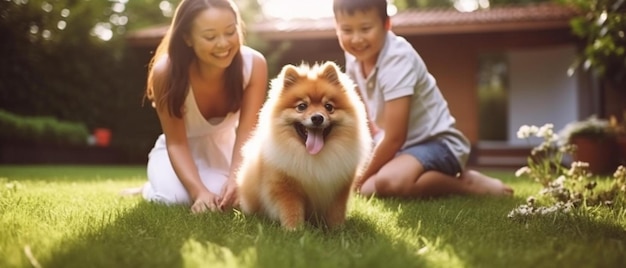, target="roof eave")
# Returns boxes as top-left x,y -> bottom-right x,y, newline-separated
252,20 -> 573,41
